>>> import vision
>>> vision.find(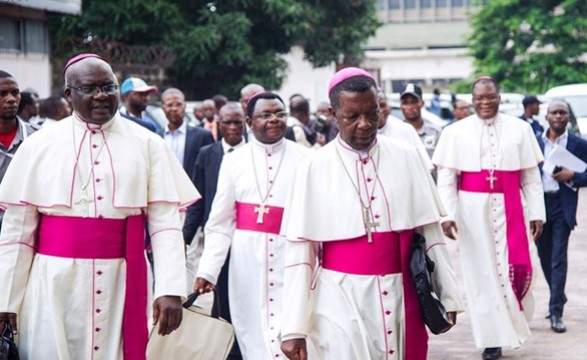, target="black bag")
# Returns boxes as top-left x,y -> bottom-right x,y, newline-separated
410,233 -> 451,335
0,323 -> 19,360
